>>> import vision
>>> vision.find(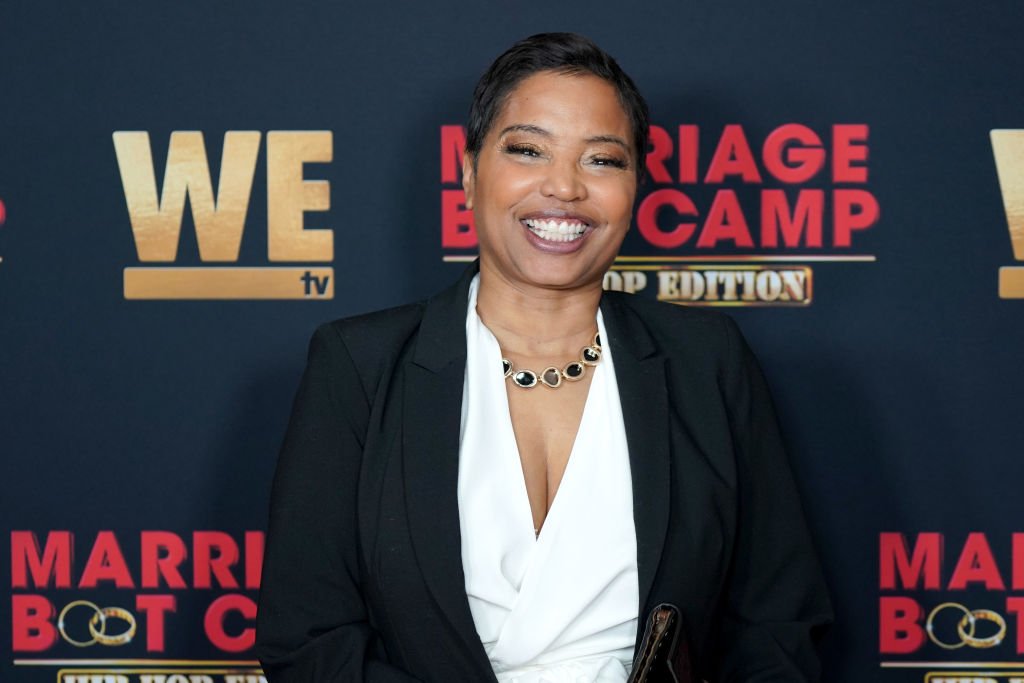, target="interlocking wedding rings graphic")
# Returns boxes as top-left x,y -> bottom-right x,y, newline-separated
57,600 -> 137,647
925,602 -> 1007,650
